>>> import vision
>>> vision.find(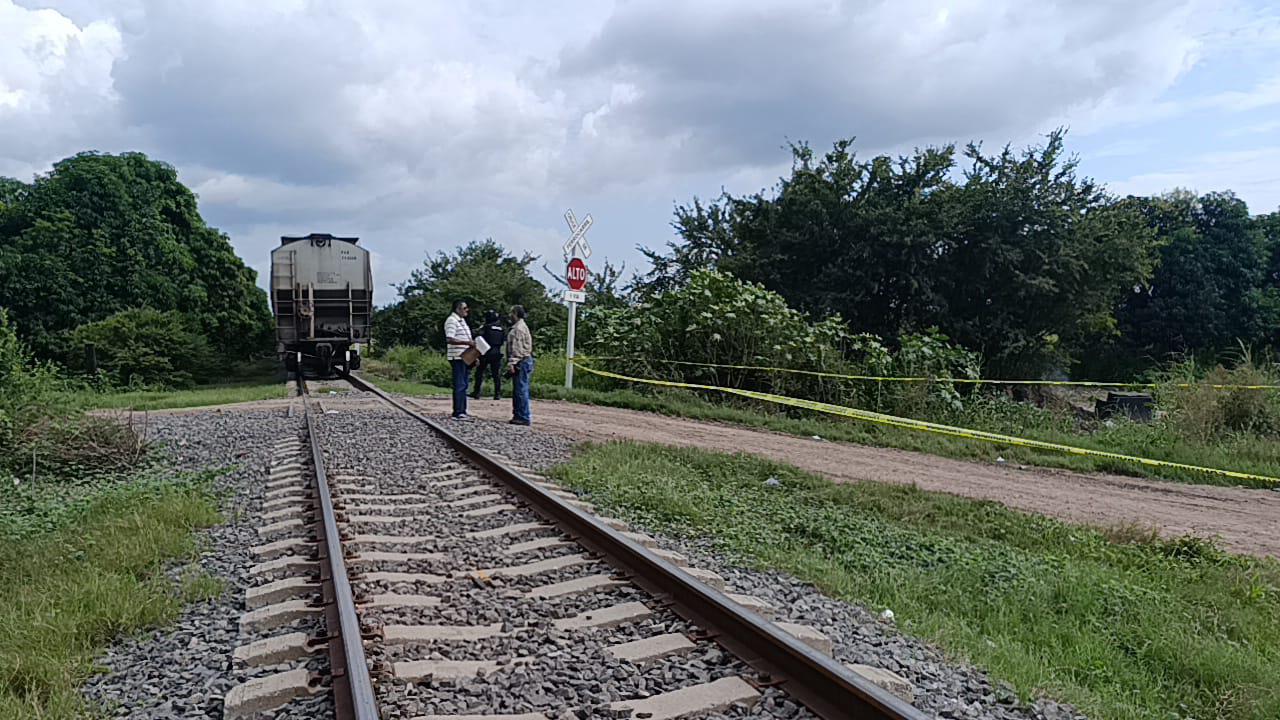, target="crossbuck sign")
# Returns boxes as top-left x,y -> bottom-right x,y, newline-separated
563,209 -> 592,261
562,209 -> 593,390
